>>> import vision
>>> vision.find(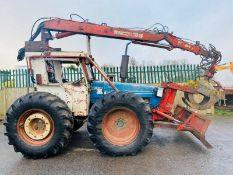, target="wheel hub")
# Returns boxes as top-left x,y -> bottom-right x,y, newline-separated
24,113 -> 51,140
102,108 -> 140,146
115,119 -> 125,128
